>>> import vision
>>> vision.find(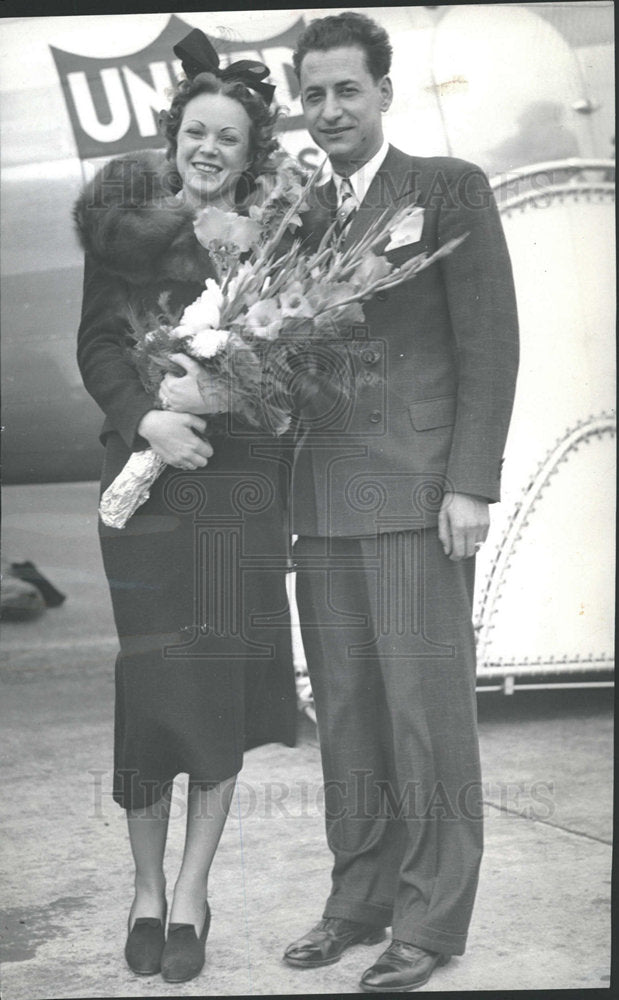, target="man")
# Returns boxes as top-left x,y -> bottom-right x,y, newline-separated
283,12 -> 519,993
